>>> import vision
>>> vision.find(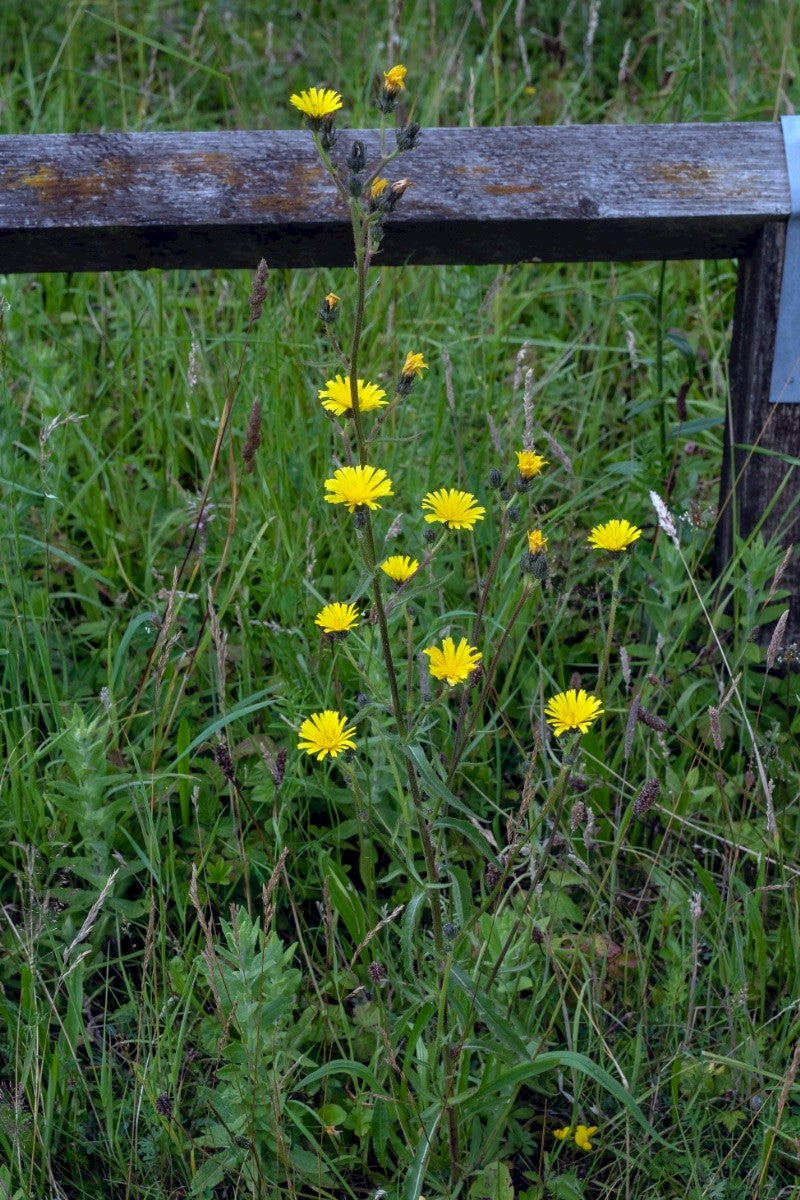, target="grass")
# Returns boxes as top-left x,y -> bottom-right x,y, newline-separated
1,2 -> 800,1198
